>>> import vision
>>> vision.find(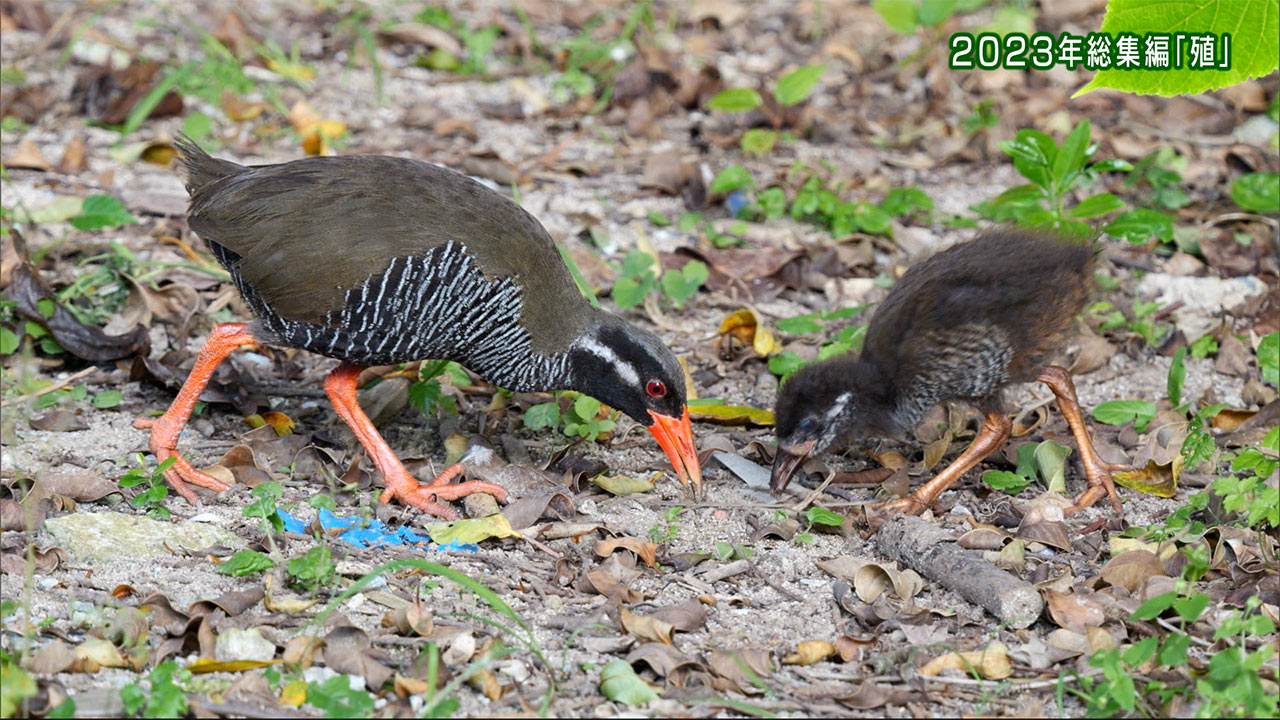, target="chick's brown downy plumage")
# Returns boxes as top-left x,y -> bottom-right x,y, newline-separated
772,229 -> 1126,517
